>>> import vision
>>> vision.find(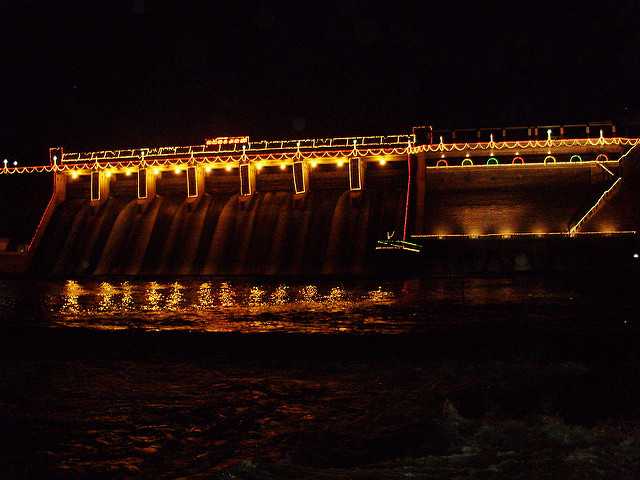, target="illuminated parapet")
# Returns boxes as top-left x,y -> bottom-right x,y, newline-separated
349,157 -> 366,191
292,159 -> 308,194
90,170 -> 110,203
239,163 -> 256,196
